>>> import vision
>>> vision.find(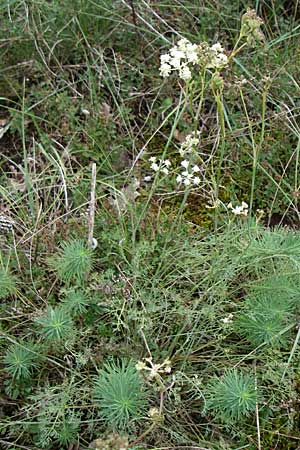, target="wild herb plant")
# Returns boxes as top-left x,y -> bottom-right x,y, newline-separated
21,383 -> 81,449
35,307 -> 74,343
94,360 -> 148,431
205,370 -> 259,422
0,265 -> 17,299
48,239 -> 95,283
61,288 -> 90,316
4,342 -> 39,380
1,2 -> 300,449
236,293 -> 294,347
